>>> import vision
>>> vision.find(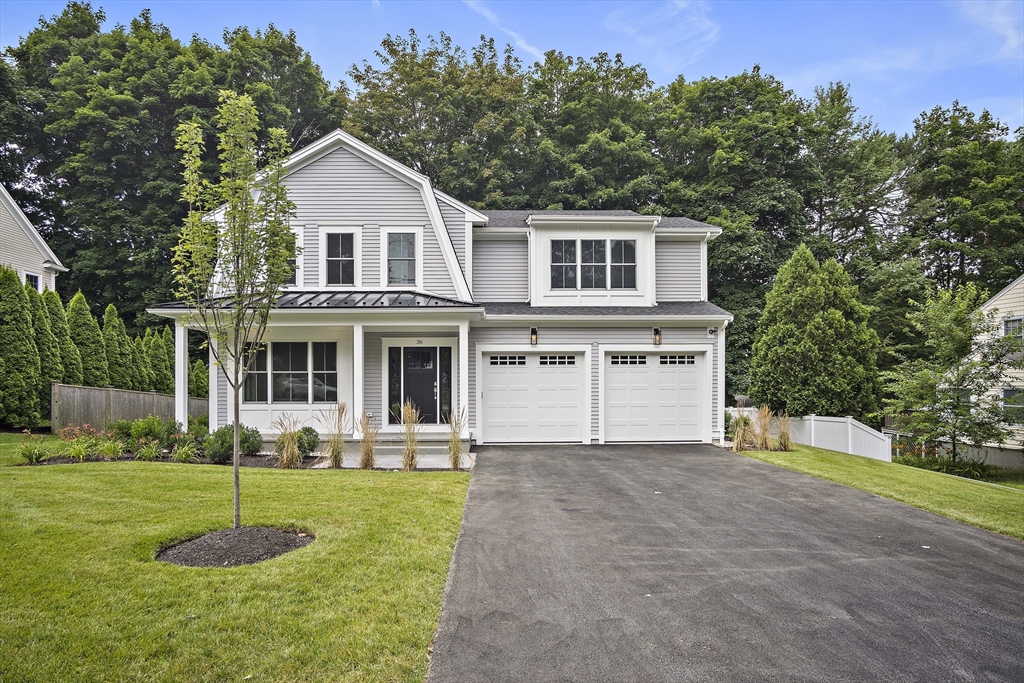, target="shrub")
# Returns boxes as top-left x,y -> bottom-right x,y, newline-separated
0,266 -> 41,427
359,411 -> 378,470
129,415 -> 180,448
401,401 -> 420,471
66,291 -> 108,387
298,426 -> 320,455
205,424 -> 263,464
108,419 -> 134,443
776,412 -> 793,452
272,414 -> 303,469
97,438 -> 125,459
18,431 -> 47,464
135,440 -> 161,461
189,358 -> 209,398
25,284 -> 63,419
42,289 -> 83,385
754,405 -> 774,451
57,423 -> 100,441
724,410 -> 733,437
731,415 -> 752,453
893,454 -> 995,480
65,438 -> 92,463
447,409 -> 467,470
318,402 -> 347,469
